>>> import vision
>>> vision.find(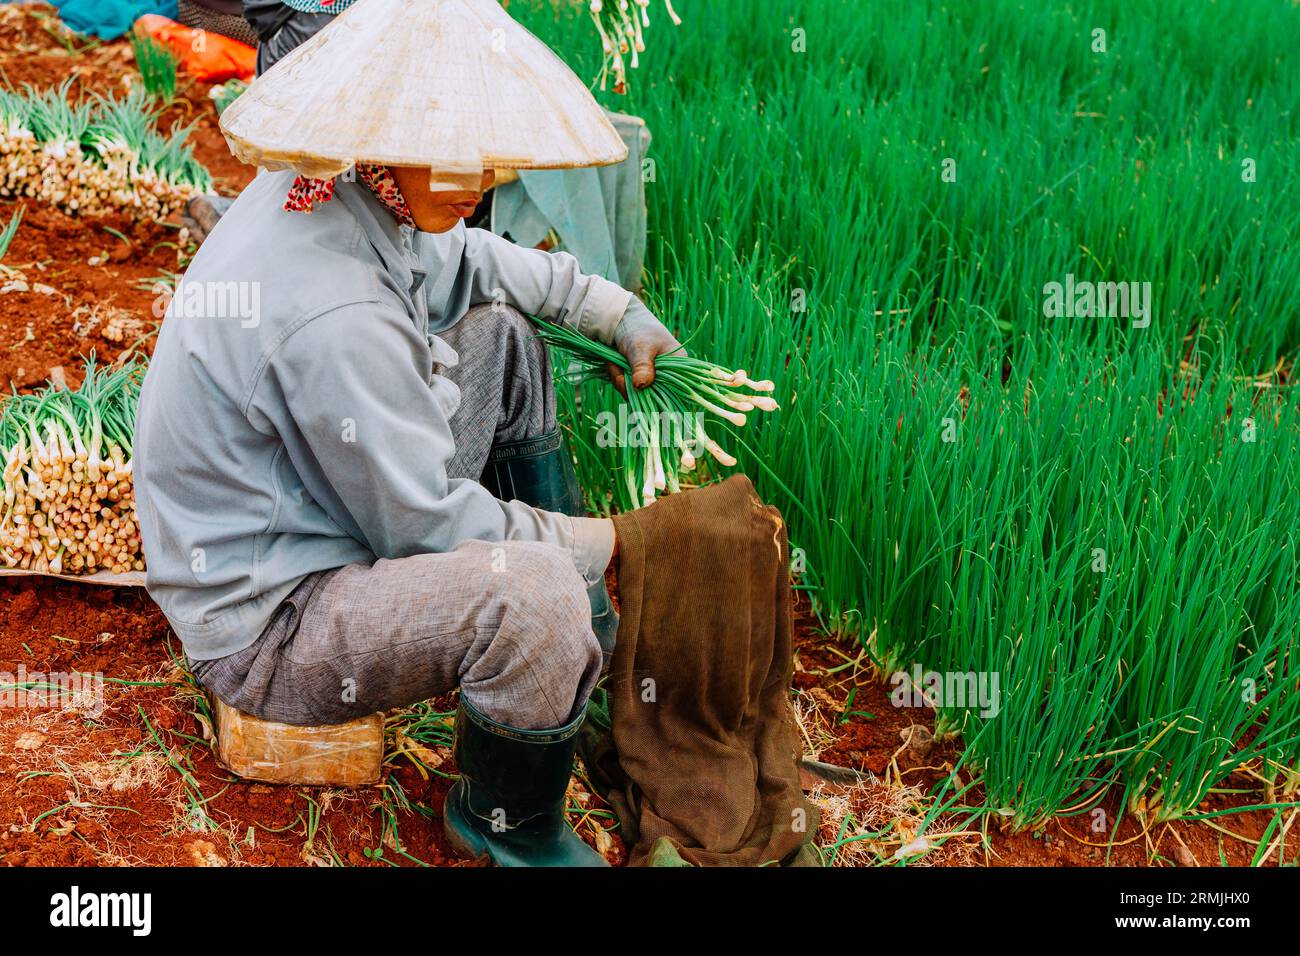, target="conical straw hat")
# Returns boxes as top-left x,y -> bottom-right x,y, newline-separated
220,0 -> 628,183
